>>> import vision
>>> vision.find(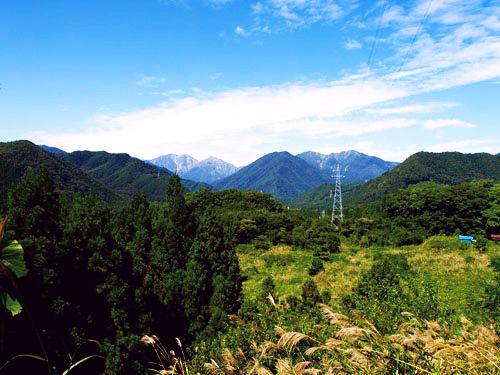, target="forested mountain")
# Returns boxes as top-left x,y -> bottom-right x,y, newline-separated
345,151 -> 500,204
290,181 -> 364,210
62,151 -> 207,201
0,140 -> 116,209
297,150 -> 398,182
38,145 -> 66,155
149,154 -> 239,183
213,151 -> 328,200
